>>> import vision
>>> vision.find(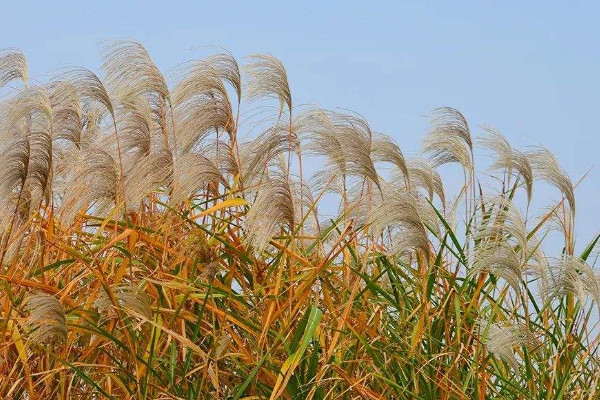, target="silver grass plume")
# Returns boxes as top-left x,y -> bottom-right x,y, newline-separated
59,148 -> 120,223
115,97 -> 153,158
270,157 -> 318,245
309,169 -> 346,197
5,86 -> 52,127
339,179 -> 380,226
472,196 -> 529,256
422,107 -> 473,171
172,60 -> 235,153
55,68 -> 114,117
371,133 -> 409,184
534,255 -> 600,306
101,40 -> 169,103
202,139 -> 239,177
479,319 -> 536,370
22,89 -> 54,206
0,138 -> 30,232
368,186 -> 431,256
478,125 -> 533,203
297,109 -> 344,172
376,181 -> 440,238
0,87 -> 53,218
205,53 -> 242,102
245,174 -> 295,252
25,293 -> 67,349
392,157 -> 445,205
545,204 -> 575,247
0,48 -> 27,88
244,54 -> 292,114
330,112 -> 380,190
170,153 -> 227,205
527,146 -> 575,215
48,81 -> 83,147
238,124 -> 296,186
124,149 -> 173,209
299,109 -> 380,190
94,284 -> 152,320
470,241 -> 523,295
71,105 -> 108,150
24,126 -> 53,212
